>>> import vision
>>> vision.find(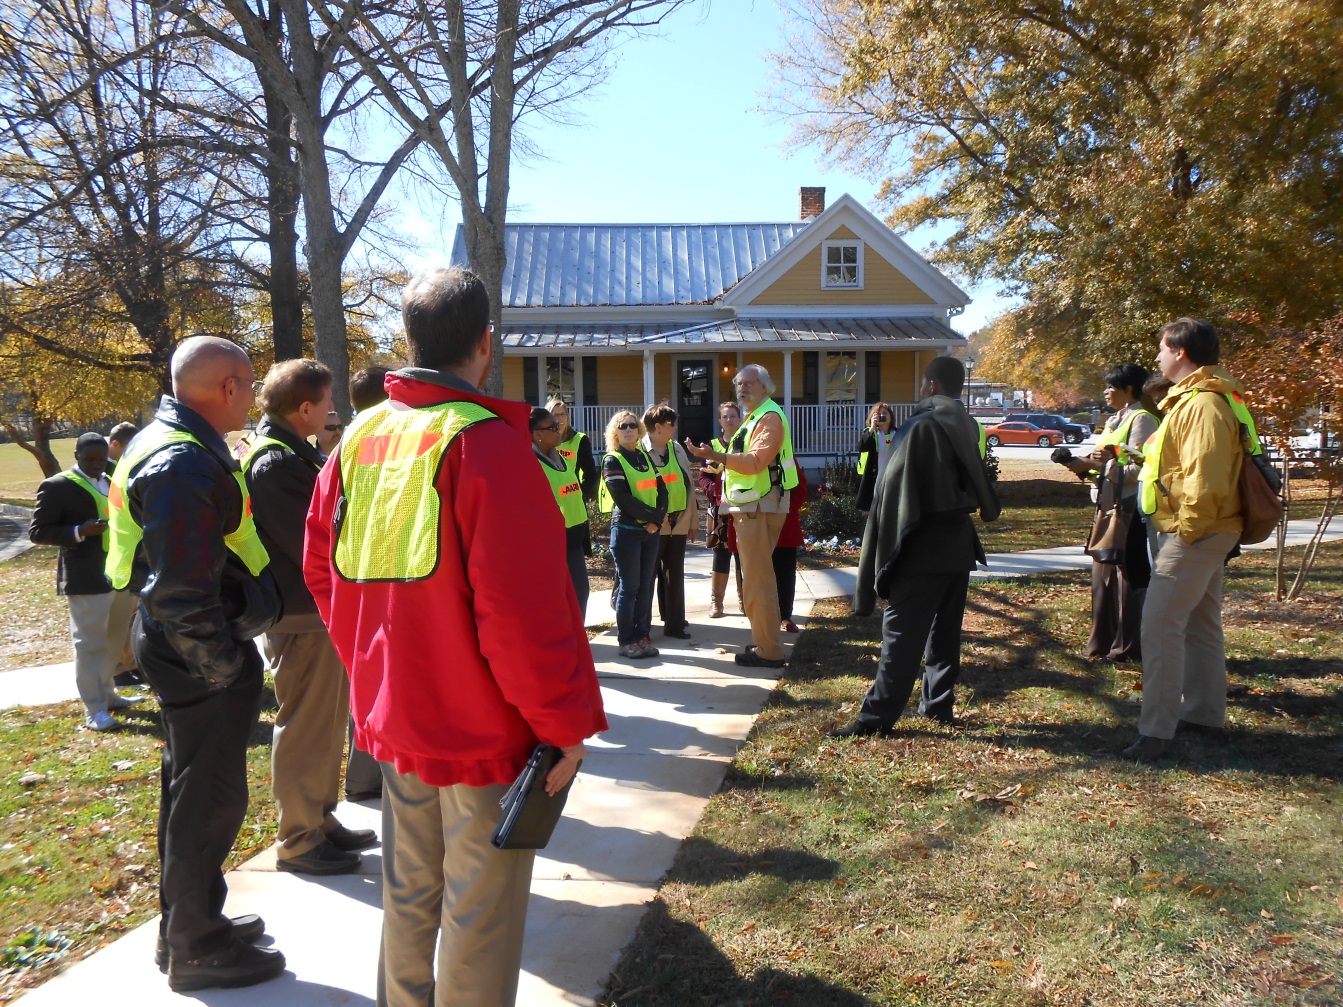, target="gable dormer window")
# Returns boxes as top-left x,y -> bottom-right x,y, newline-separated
822,240 -> 863,289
